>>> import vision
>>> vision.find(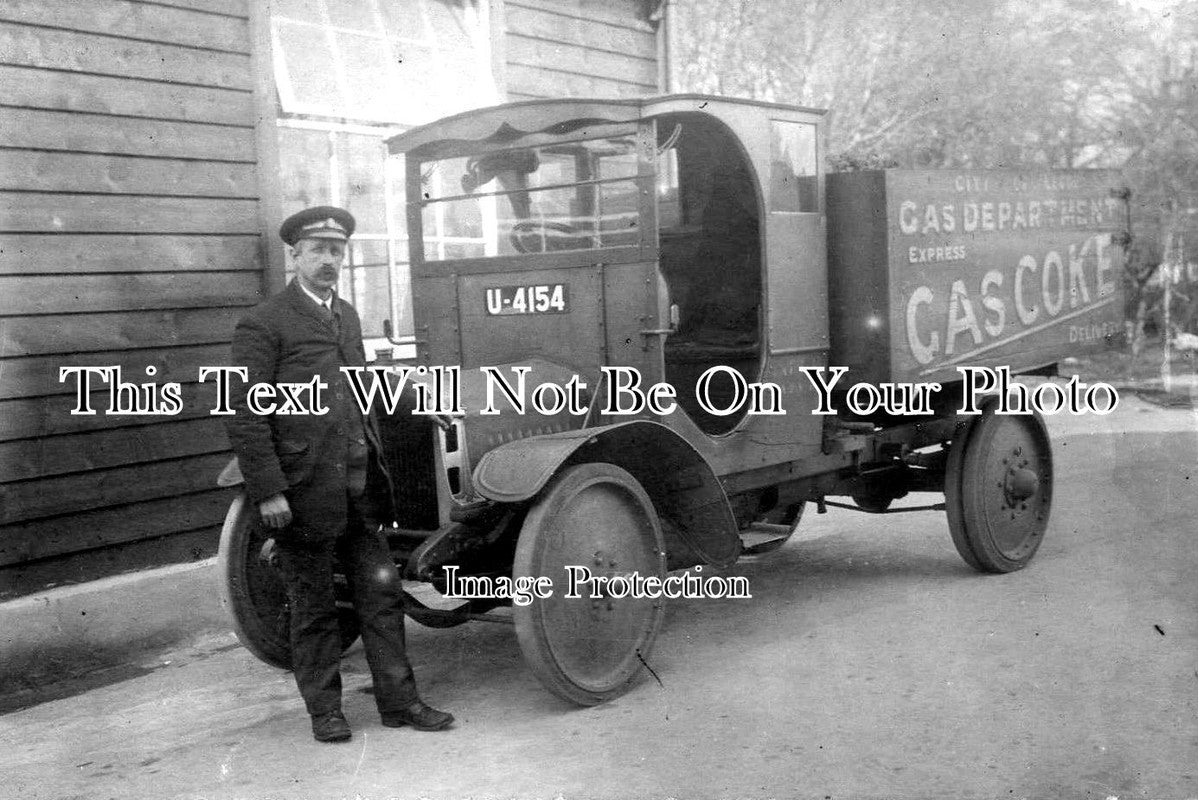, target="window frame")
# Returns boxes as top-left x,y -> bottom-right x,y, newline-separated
405,120 -> 661,276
